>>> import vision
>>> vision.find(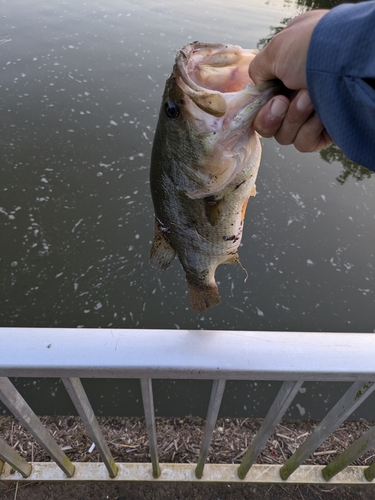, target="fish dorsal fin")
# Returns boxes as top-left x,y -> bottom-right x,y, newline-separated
150,222 -> 176,270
